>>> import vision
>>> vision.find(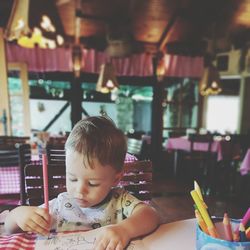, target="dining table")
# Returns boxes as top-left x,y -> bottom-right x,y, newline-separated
165,136 -> 241,176
0,208 -> 196,250
240,148 -> 250,175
